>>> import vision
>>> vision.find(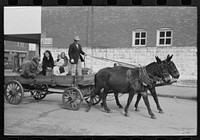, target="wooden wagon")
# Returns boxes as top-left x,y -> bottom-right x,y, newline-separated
4,72 -> 101,110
